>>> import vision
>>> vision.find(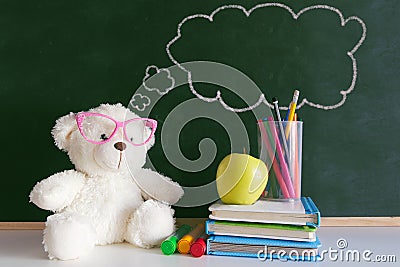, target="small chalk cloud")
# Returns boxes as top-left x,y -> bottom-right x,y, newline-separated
130,93 -> 151,112
163,3 -> 366,112
142,65 -> 175,95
